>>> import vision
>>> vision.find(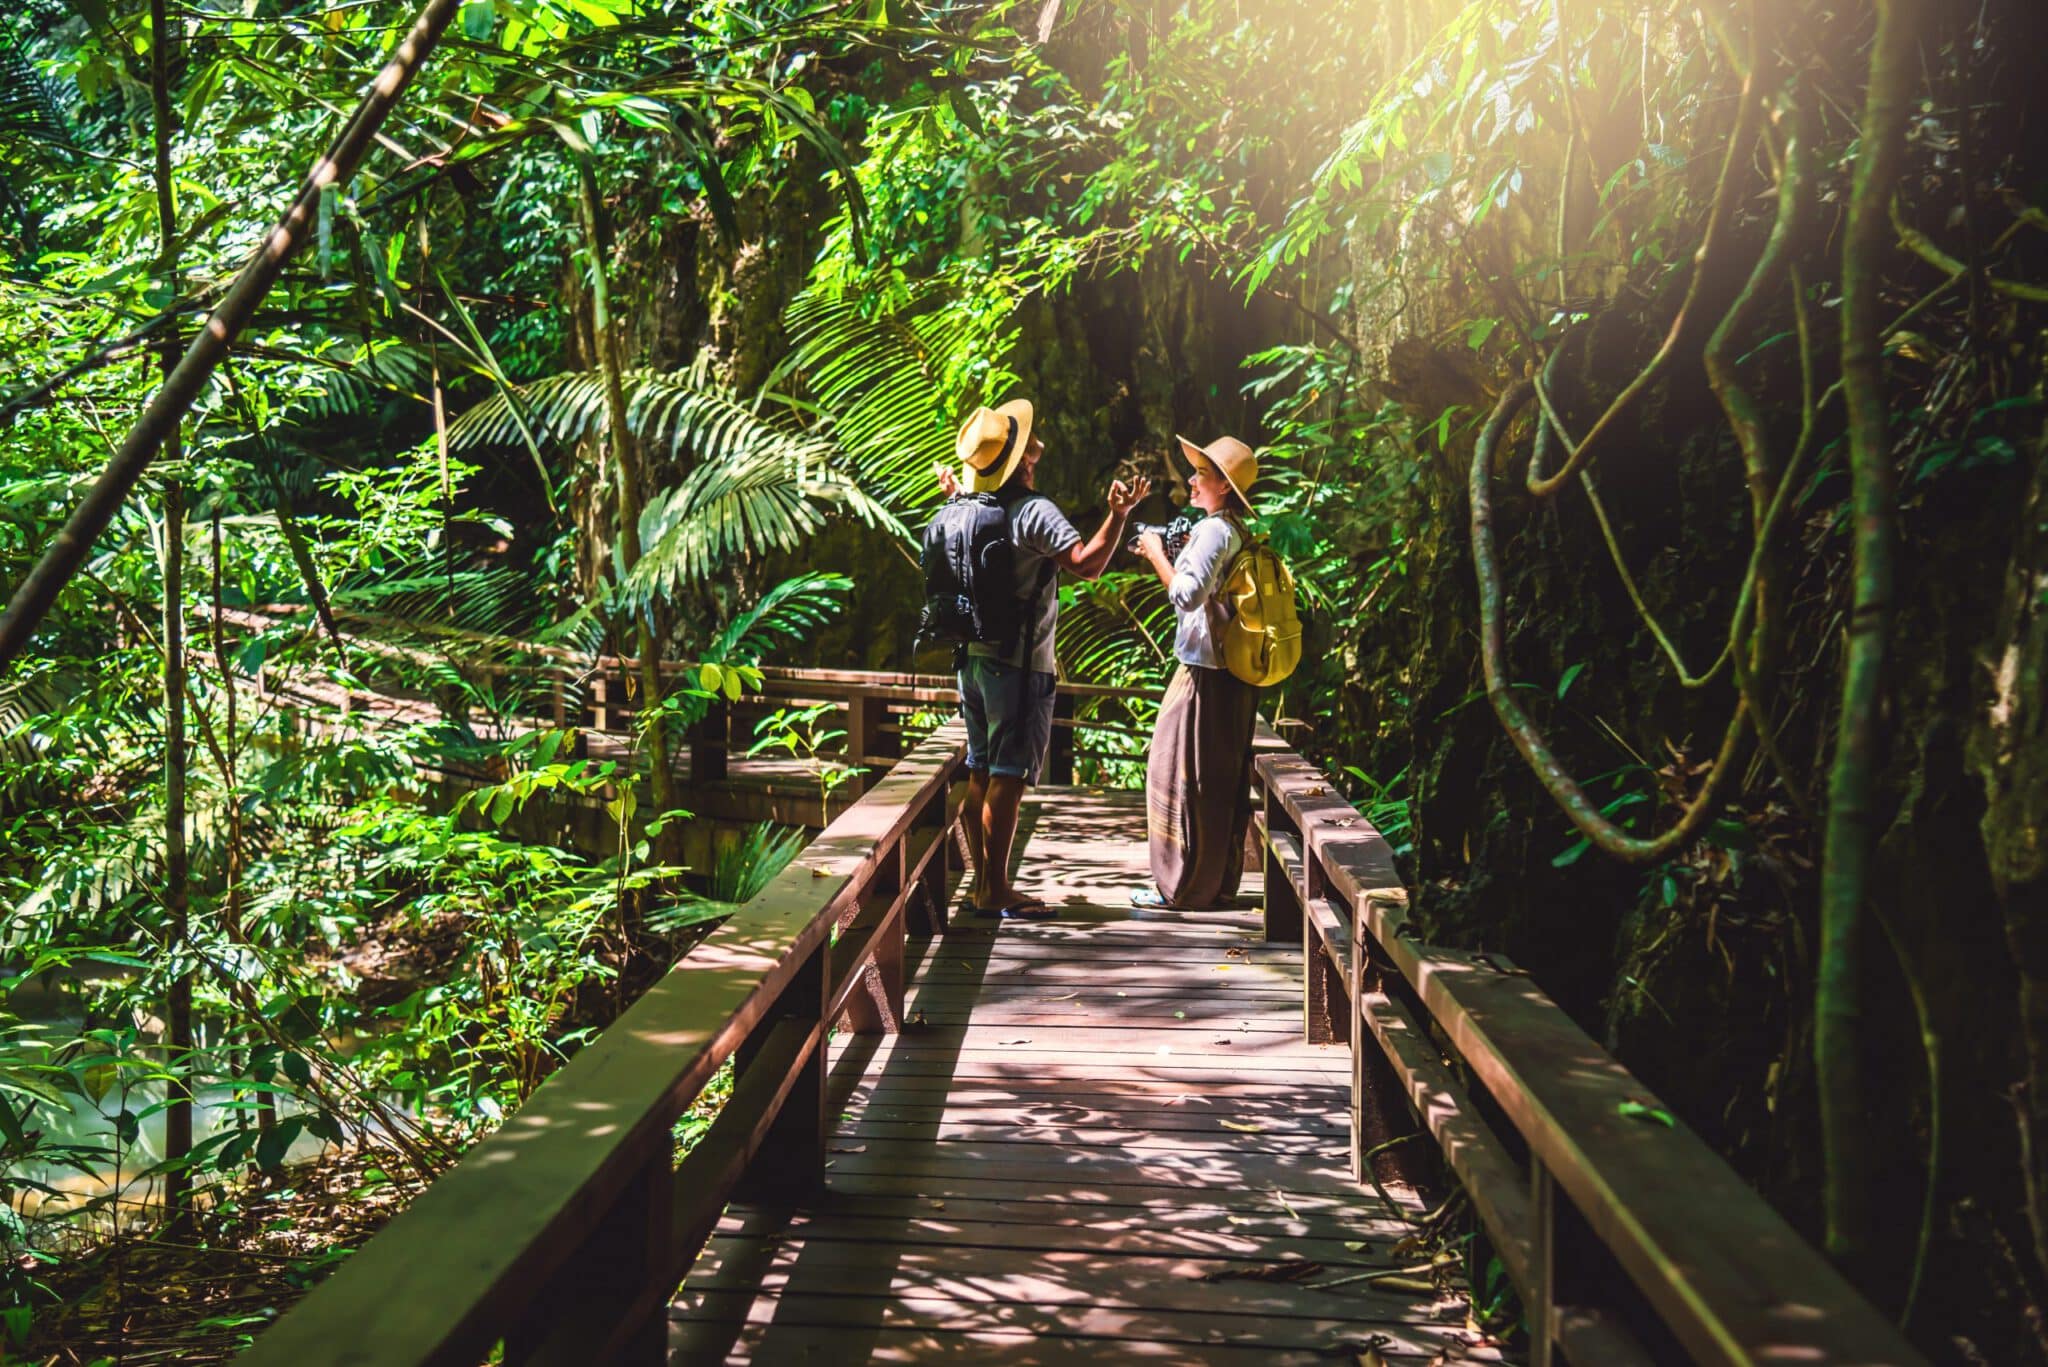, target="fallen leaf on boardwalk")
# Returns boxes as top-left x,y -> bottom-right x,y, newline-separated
998,1037 -> 1033,1046
1212,965 -> 1232,973
1220,1119 -> 1264,1133
1356,1351 -> 1390,1367
1197,1259 -> 1324,1284
1305,785 -> 1327,796
1331,818 -> 1358,828
906,1009 -> 928,1030
809,865 -> 832,878
1617,1098 -> 1676,1128
956,960 -> 975,971
1173,1009 -> 1187,1019
1035,992 -> 1078,1002
1213,1037 -> 1234,1046
829,1144 -> 867,1154
1343,1241 -> 1370,1252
